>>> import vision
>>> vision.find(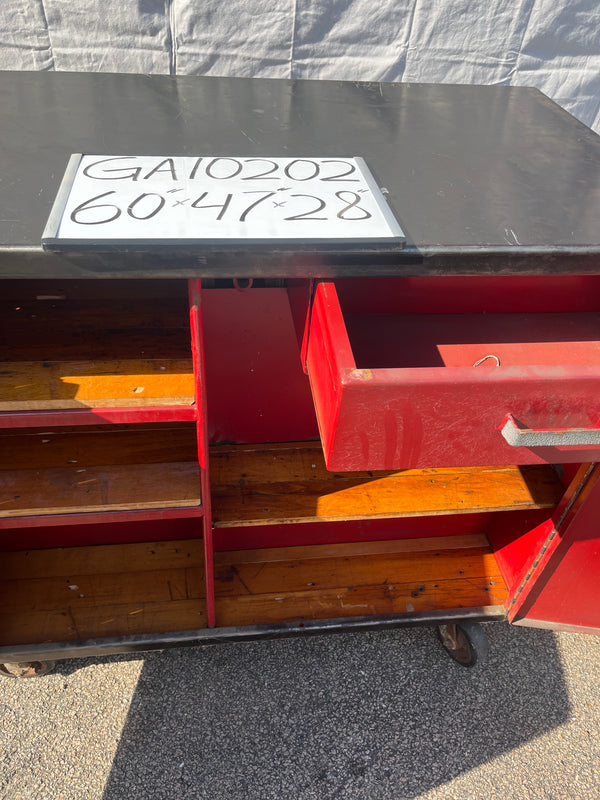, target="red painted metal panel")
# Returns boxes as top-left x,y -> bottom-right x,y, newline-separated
332,369 -> 600,470
0,516 -> 204,551
189,279 -> 215,628
203,288 -> 318,444
334,275 -> 600,315
307,282 -> 600,470
0,406 -> 197,429
305,282 -> 350,464
486,510 -> 555,601
509,464 -> 600,631
286,278 -> 314,372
